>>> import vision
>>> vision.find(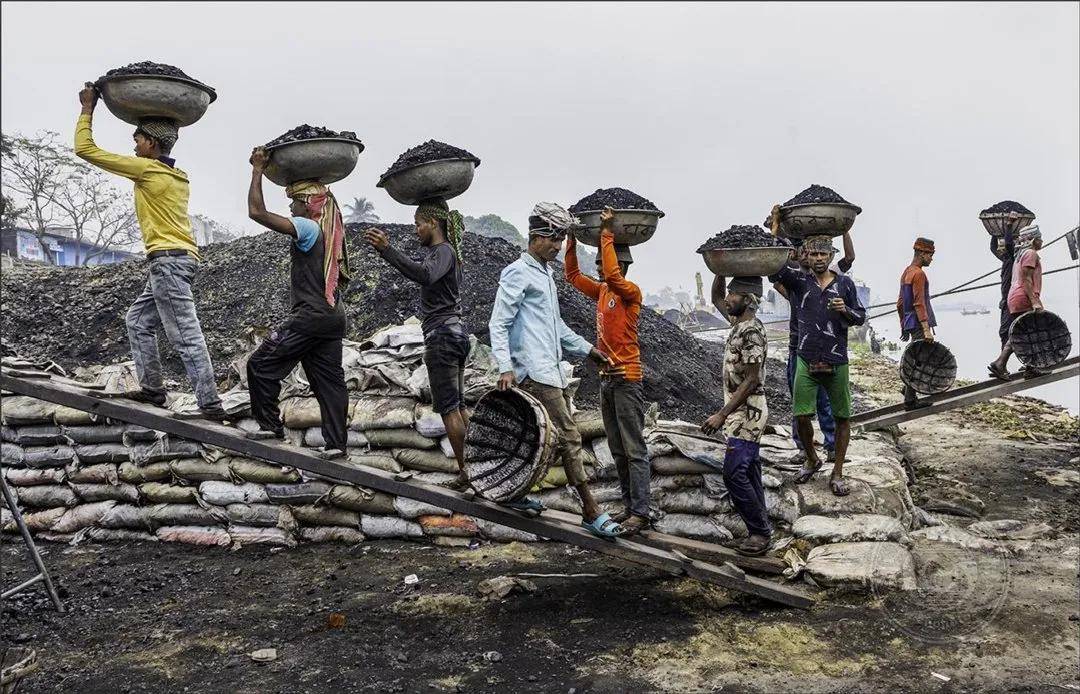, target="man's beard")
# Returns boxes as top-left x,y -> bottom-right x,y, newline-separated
728,303 -> 748,318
